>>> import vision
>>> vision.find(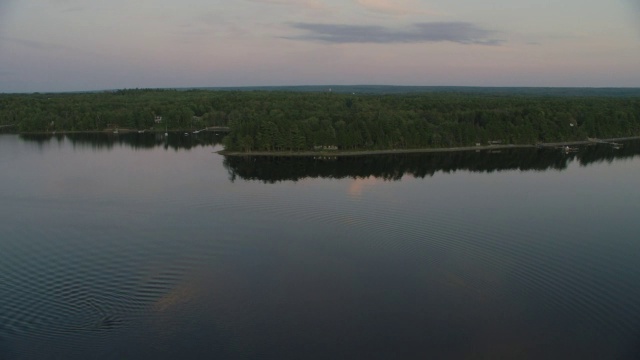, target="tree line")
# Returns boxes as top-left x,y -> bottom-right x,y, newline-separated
221,92 -> 640,151
1,89 -> 639,151
0,89 -> 233,133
